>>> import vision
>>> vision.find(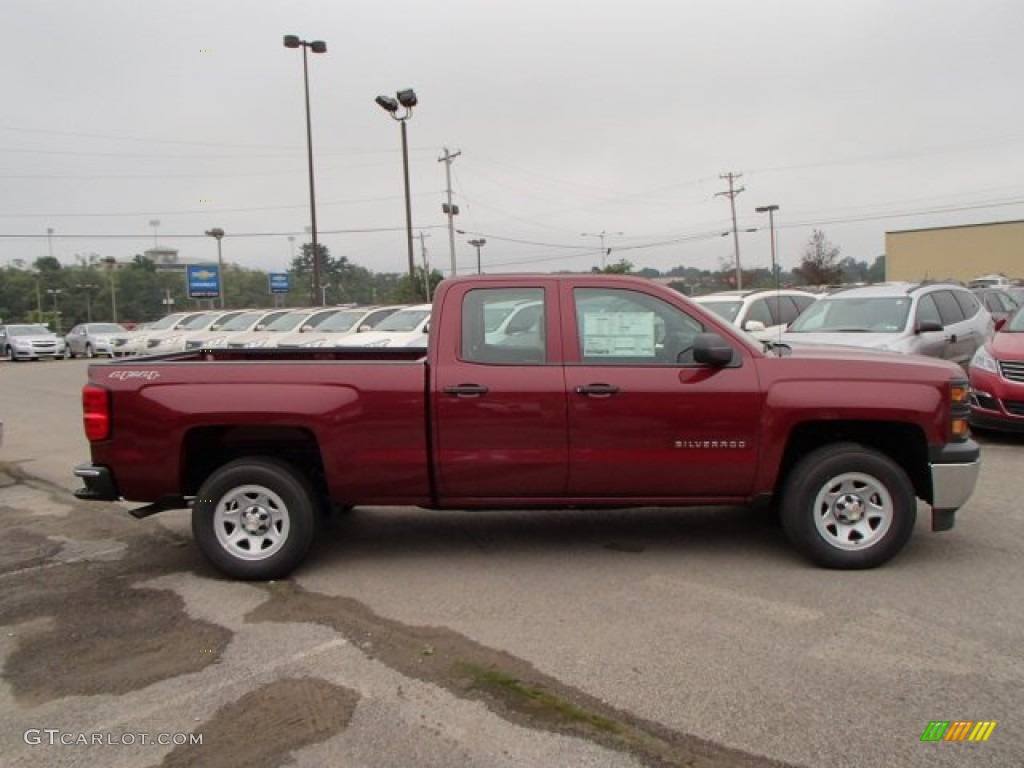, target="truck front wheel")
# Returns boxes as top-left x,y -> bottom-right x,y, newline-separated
193,457 -> 317,580
780,443 -> 916,569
